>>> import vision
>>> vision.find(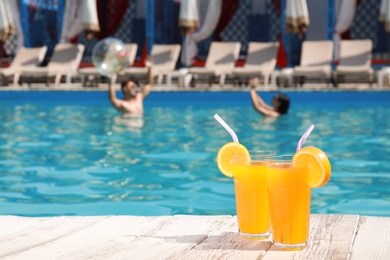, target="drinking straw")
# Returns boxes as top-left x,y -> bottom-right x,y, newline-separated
213,114 -> 239,143
296,124 -> 315,151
